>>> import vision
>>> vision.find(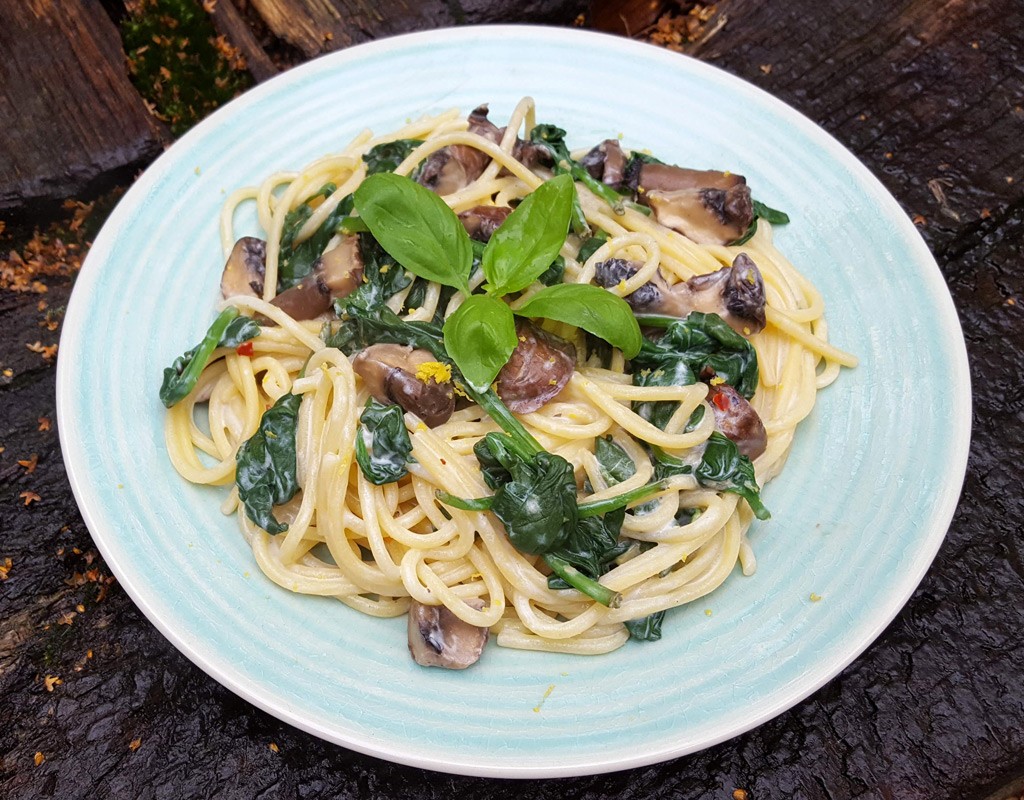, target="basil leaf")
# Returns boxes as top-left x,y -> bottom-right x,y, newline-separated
354,399 -> 413,485
362,139 -> 422,175
442,294 -> 517,392
515,283 -> 642,358
235,393 -> 302,534
481,173 -> 574,296
354,173 -> 472,294
160,307 -> 259,407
